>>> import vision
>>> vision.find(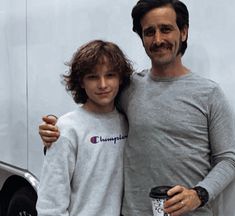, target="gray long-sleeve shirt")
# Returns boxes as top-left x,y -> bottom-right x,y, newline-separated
120,70 -> 235,216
